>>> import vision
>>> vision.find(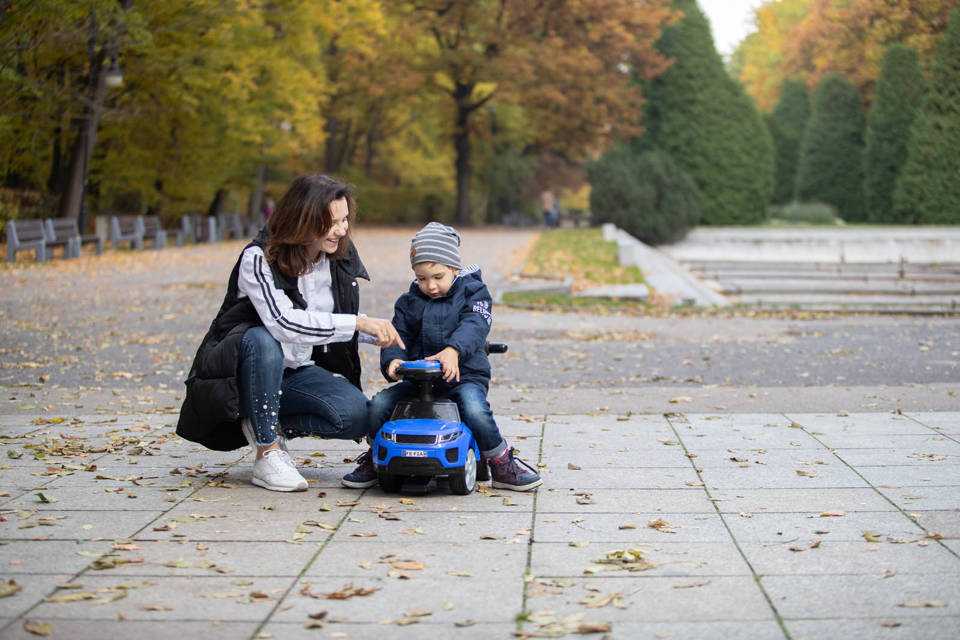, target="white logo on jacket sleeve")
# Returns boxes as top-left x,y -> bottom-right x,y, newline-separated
473,300 -> 492,325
